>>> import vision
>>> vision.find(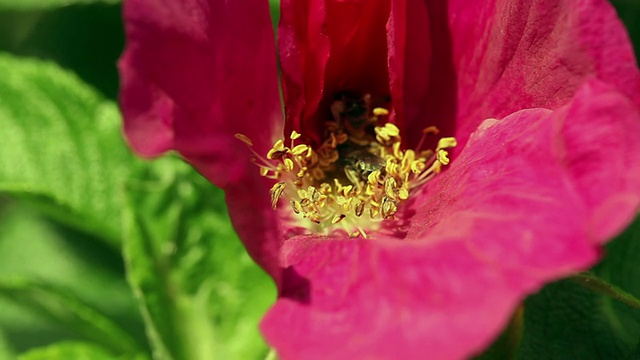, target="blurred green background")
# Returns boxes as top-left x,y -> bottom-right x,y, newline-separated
0,1 -> 639,360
